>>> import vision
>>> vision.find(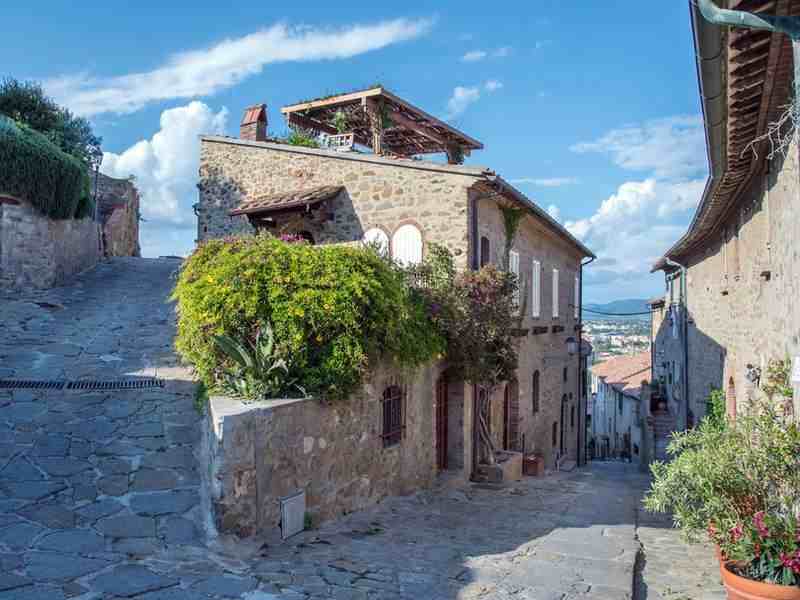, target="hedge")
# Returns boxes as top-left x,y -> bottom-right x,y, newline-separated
172,235 -> 444,400
0,115 -> 92,219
